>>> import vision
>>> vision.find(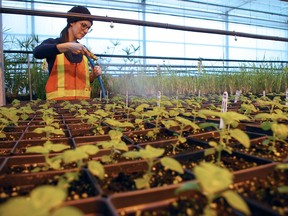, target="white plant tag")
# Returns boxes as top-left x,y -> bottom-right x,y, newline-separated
99,90 -> 102,101
220,91 -> 228,129
263,90 -> 266,97
157,91 -> 161,107
198,90 -> 201,98
234,90 -> 241,103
